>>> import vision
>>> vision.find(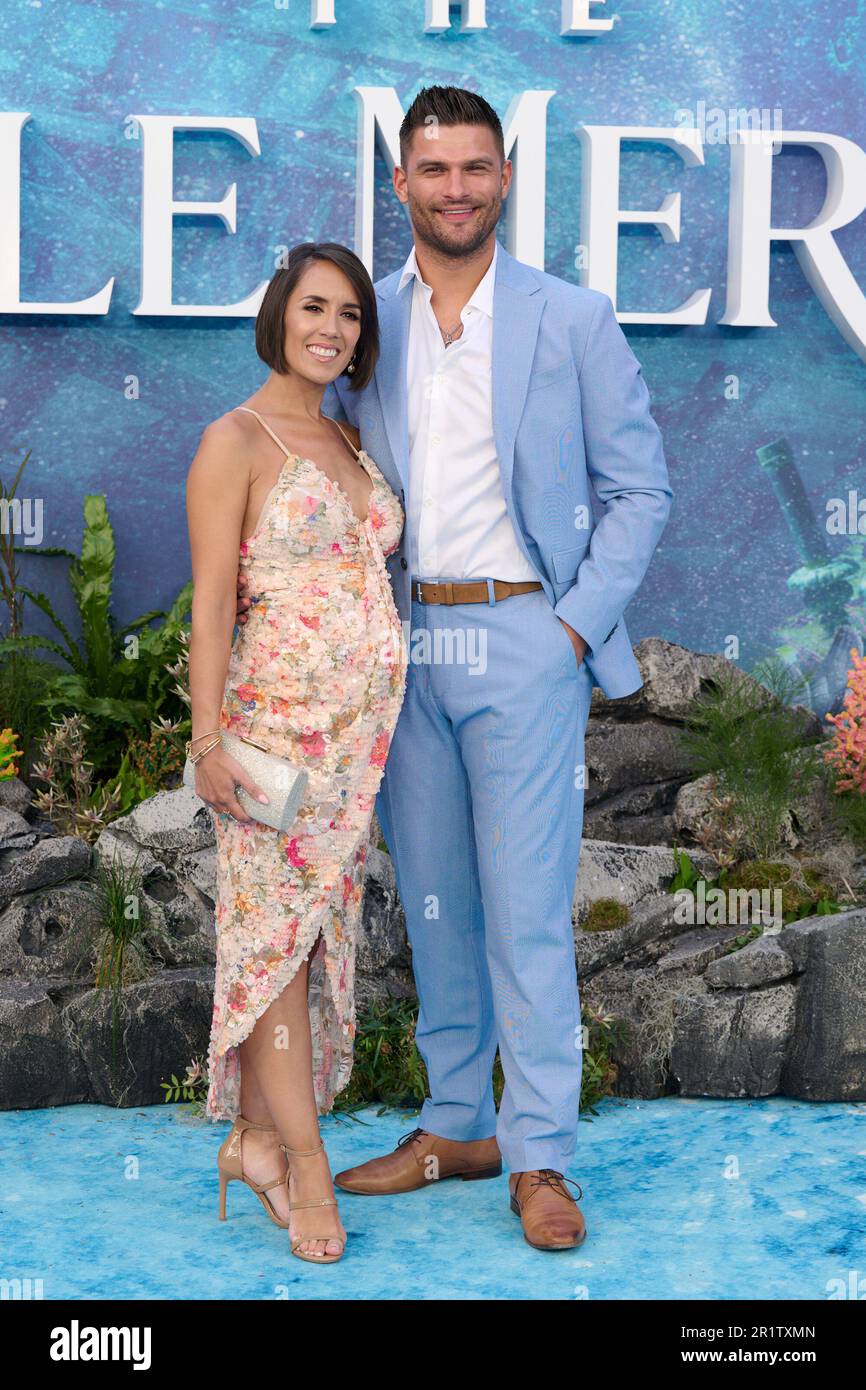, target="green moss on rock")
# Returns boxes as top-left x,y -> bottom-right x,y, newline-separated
582,898 -> 631,933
